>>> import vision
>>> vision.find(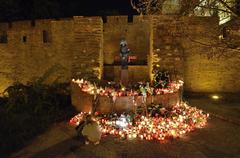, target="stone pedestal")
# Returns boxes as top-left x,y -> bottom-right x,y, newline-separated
120,69 -> 129,86
71,82 -> 180,114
